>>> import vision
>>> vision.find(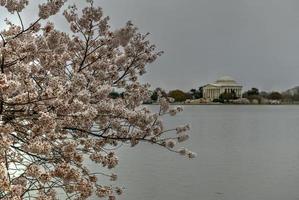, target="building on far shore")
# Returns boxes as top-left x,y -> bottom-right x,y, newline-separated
202,76 -> 243,101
